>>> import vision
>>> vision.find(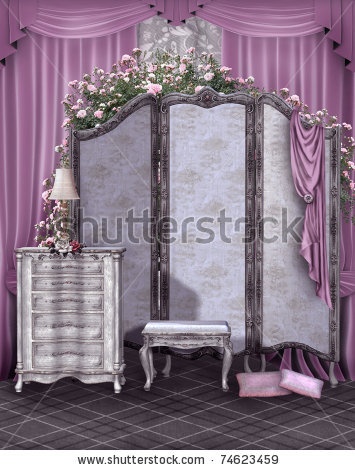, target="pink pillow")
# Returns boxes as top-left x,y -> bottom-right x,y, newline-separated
236,371 -> 292,397
279,369 -> 324,399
